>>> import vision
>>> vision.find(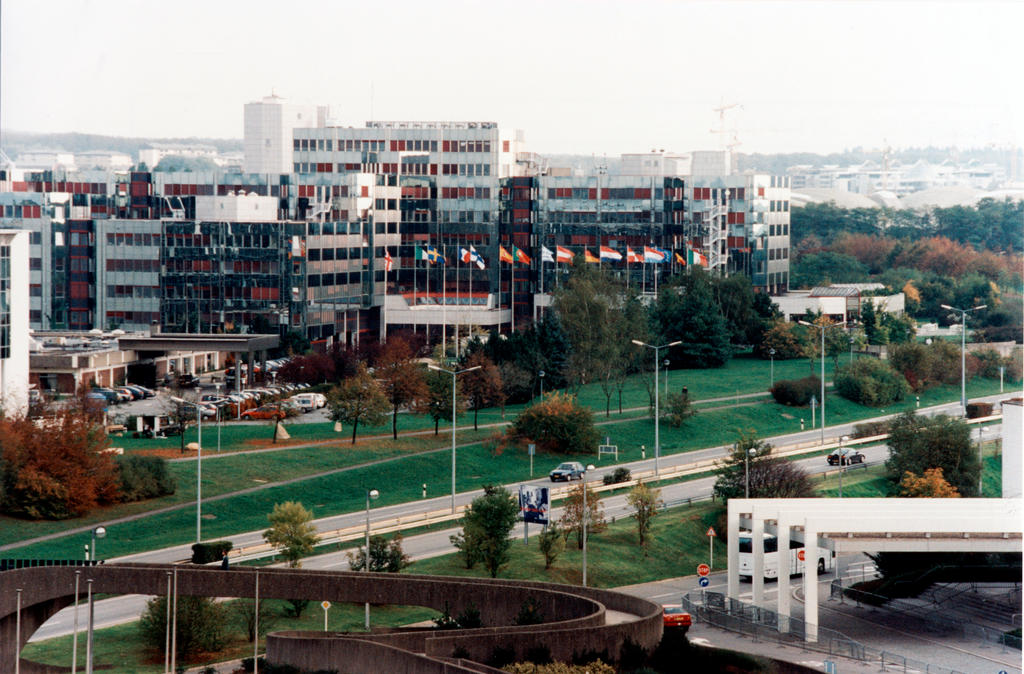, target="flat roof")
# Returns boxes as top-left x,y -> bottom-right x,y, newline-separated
118,333 -> 279,353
